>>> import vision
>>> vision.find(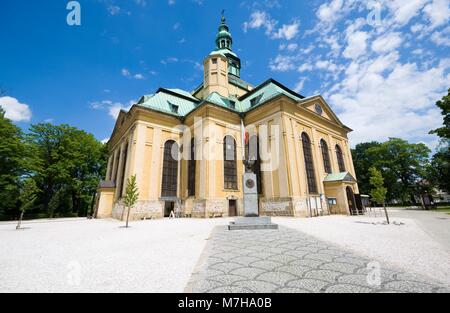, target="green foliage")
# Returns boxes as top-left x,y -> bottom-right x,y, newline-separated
352,138 -> 430,203
428,143 -> 450,192
430,88 -> 450,141
19,179 -> 39,212
124,175 -> 139,209
368,167 -> 387,205
124,175 -> 139,228
351,141 -> 381,196
0,120 -> 107,220
0,111 -> 28,215
26,123 -> 108,218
